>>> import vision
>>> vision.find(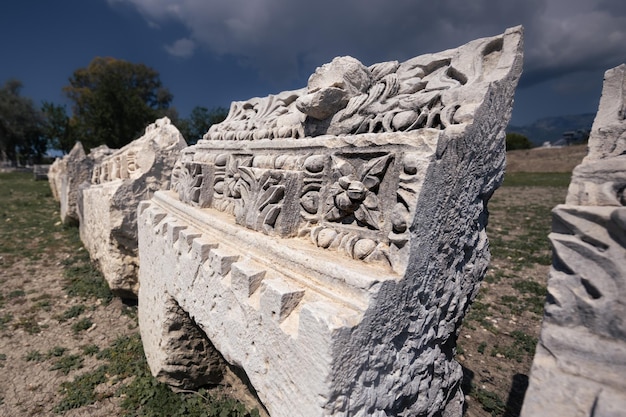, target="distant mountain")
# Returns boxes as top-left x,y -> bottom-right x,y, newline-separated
507,113 -> 595,146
